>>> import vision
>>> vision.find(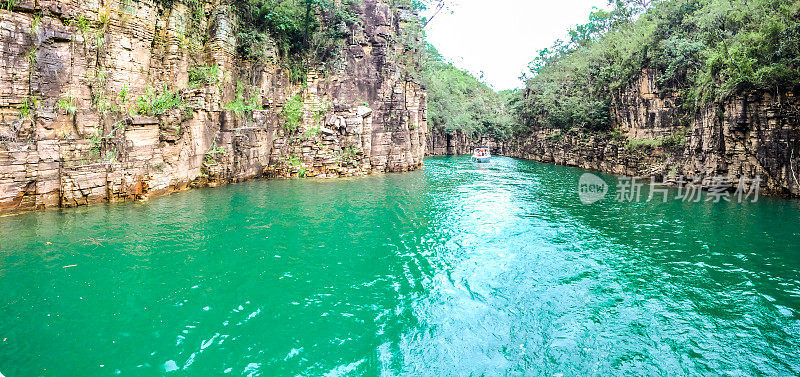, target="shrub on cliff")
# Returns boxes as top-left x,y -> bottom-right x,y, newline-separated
281,94 -> 304,134
224,81 -> 263,118
136,86 -> 184,116
233,0 -> 359,82
188,65 -> 221,88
